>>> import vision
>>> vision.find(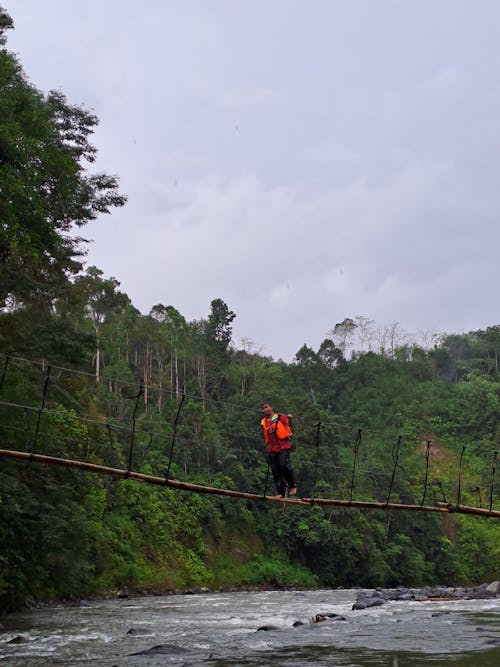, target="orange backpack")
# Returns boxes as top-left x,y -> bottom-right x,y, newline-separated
261,413 -> 293,441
